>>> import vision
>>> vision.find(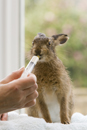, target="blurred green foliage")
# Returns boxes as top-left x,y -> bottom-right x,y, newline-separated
25,0 -> 87,87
